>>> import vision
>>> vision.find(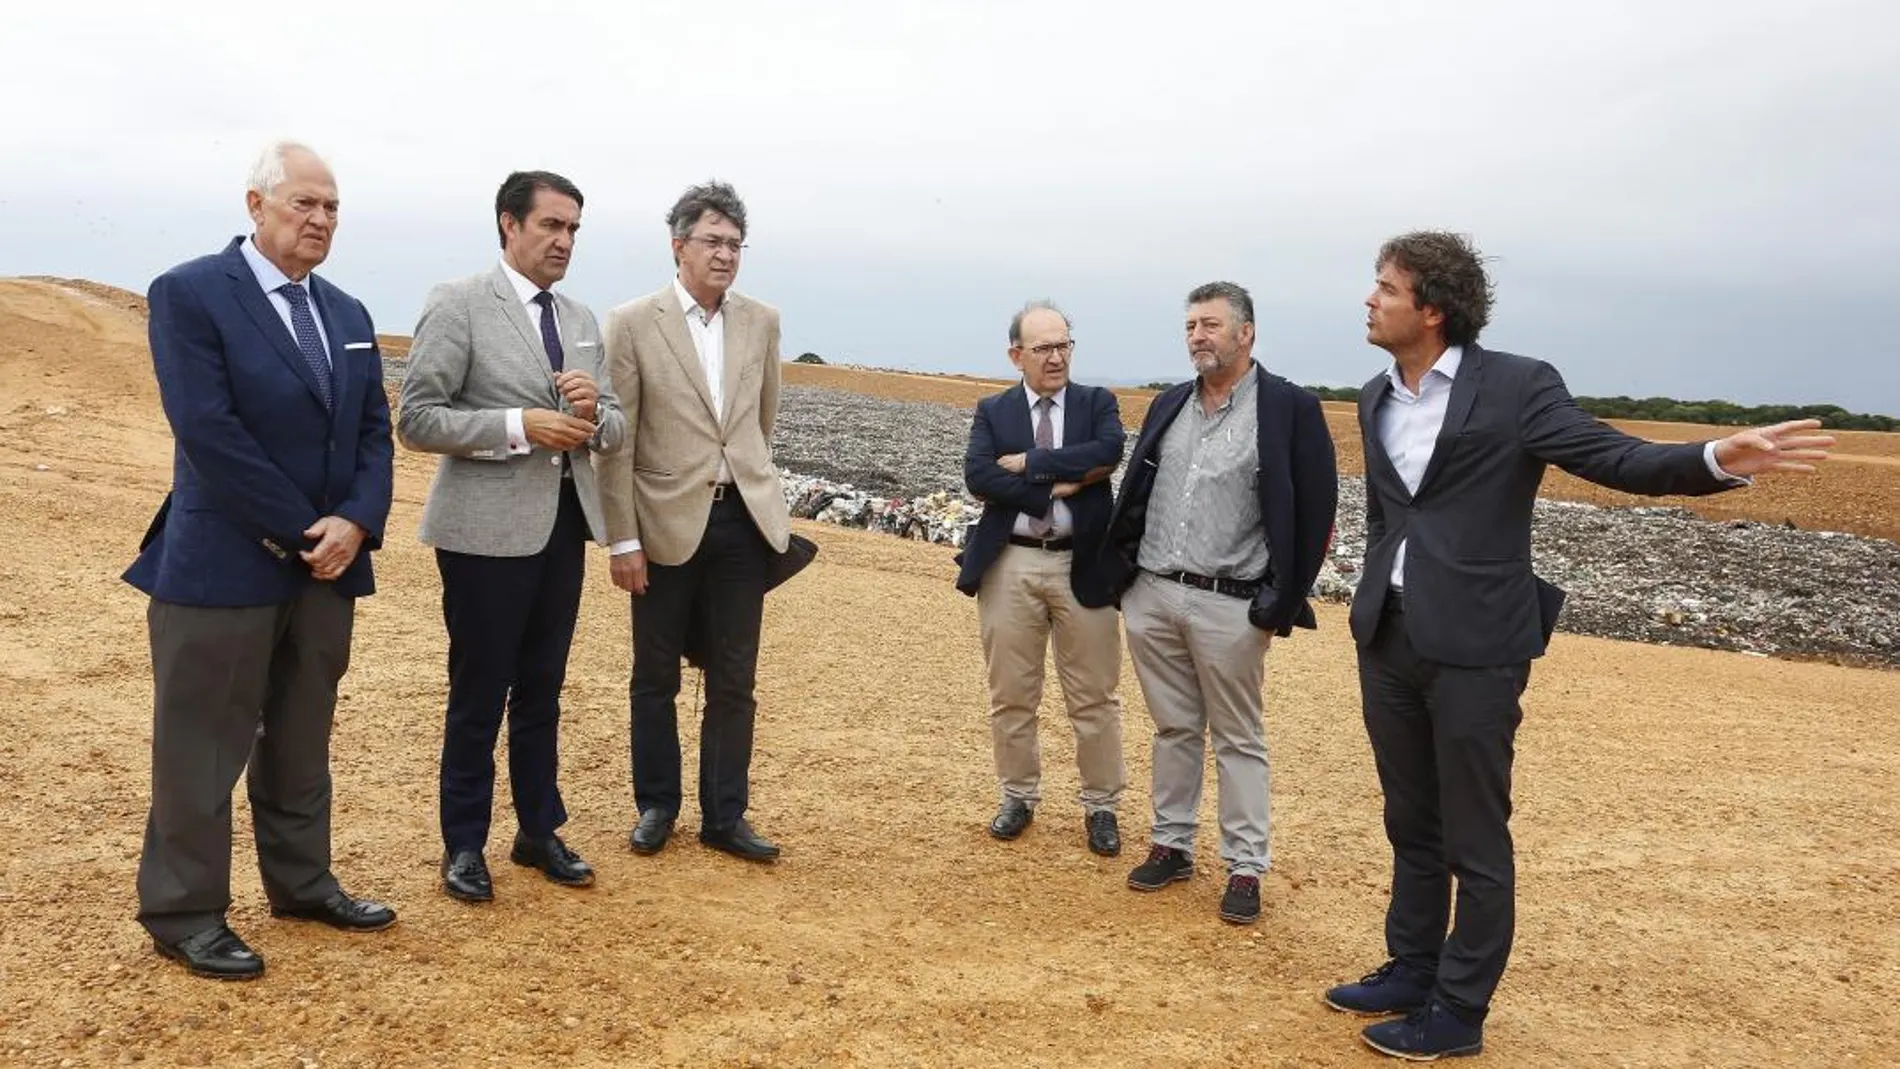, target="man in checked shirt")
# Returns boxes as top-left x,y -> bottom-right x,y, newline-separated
1106,281 -> 1339,925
